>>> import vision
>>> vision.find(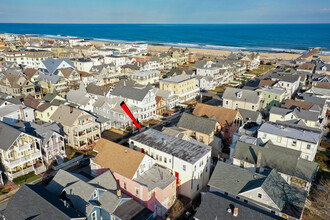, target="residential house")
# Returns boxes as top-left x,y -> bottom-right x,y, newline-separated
86,83 -> 111,99
271,73 -> 301,99
256,87 -> 286,112
72,58 -> 94,72
89,64 -> 119,86
194,192 -> 282,220
177,113 -> 222,158
258,122 -> 322,161
238,108 -> 262,125
23,68 -> 41,83
13,122 -> 66,163
208,162 -> 307,220
195,75 -> 218,90
79,70 -> 95,85
3,184 -> 84,220
269,106 -> 323,128
232,141 -> 318,191
166,67 -> 195,78
57,68 -> 81,89
104,55 -> 127,67
35,103 -> 58,123
0,104 -> 35,124
240,53 -> 260,70
193,103 -> 242,145
0,122 -> 46,181
155,96 -> 167,115
167,47 -> 189,65
283,99 -> 327,119
66,84 -> 94,112
130,70 -> 160,85
223,87 -> 263,112
38,73 -> 69,95
46,169 -> 154,220
39,58 -> 75,75
130,128 -> 211,199
155,89 -> 179,110
159,75 -> 199,103
296,63 -> 315,74
91,138 -> 176,217
50,105 -> 101,149
109,83 -> 156,122
314,62 -> 330,75
0,74 -> 36,97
